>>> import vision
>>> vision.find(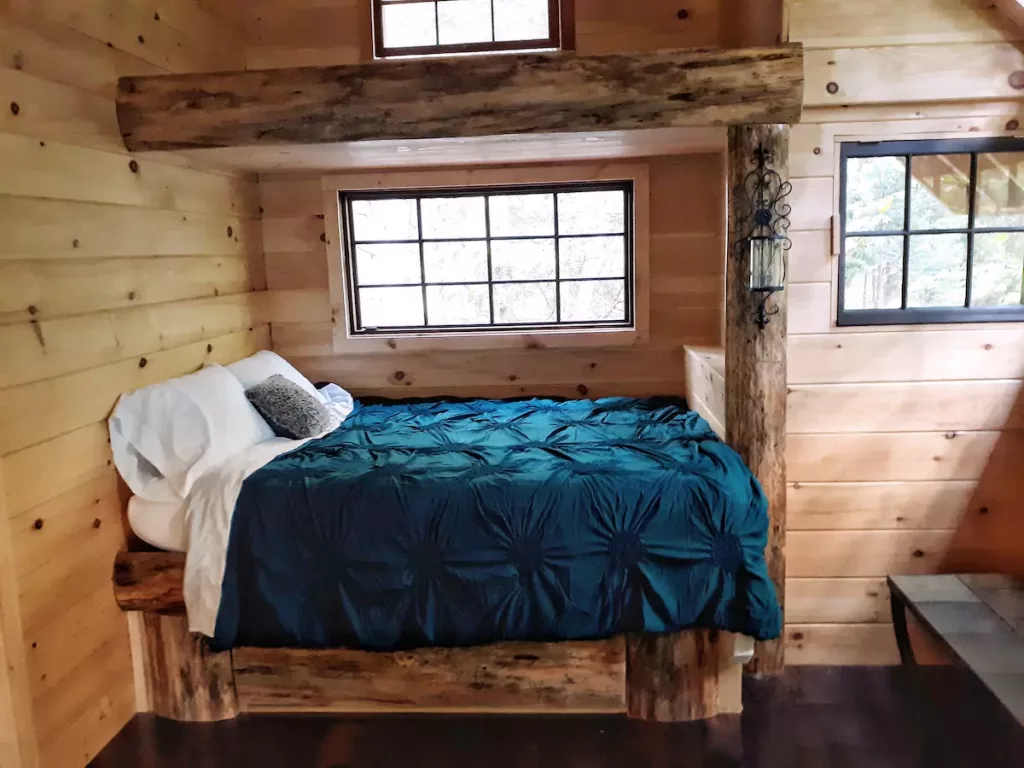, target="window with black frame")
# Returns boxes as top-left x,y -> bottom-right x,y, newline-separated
340,182 -> 634,336
839,137 -> 1024,326
372,0 -> 564,58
